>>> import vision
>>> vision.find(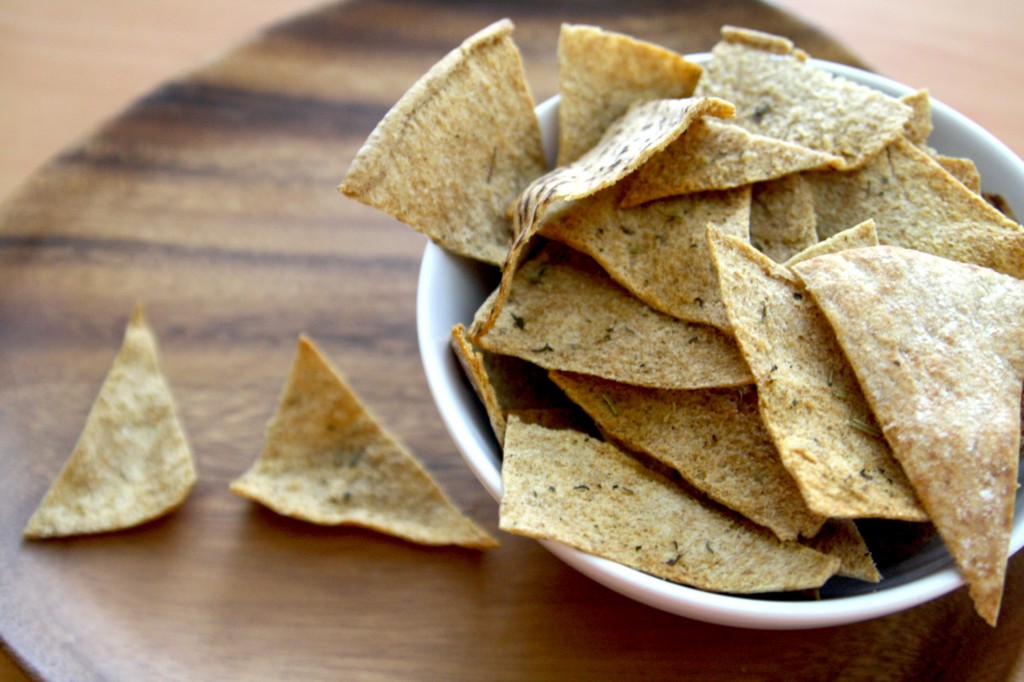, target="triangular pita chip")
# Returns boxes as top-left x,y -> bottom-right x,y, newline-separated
499,418 -> 840,593
549,371 -> 827,541
472,242 -> 753,390
472,95 -> 735,337
802,519 -> 880,583
556,24 -> 703,165
784,218 -> 879,268
694,26 -> 911,170
338,19 -> 545,265
749,174 -> 818,263
540,182 -> 750,330
900,89 -> 933,148
793,246 -> 1024,625
707,229 -> 926,521
230,336 -> 497,549
806,136 -> 1024,278
24,305 -> 196,538
620,118 -> 838,207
